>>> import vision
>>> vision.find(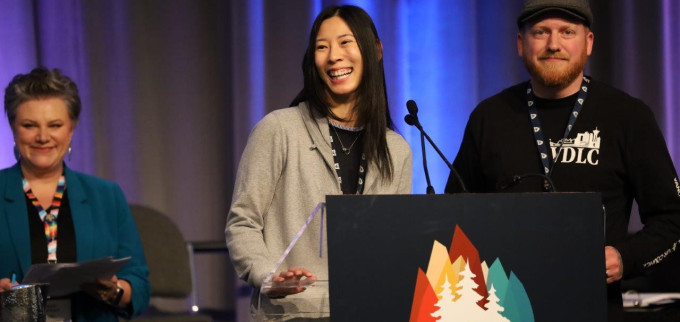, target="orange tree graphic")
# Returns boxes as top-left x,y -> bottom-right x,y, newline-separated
409,225 -> 533,322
